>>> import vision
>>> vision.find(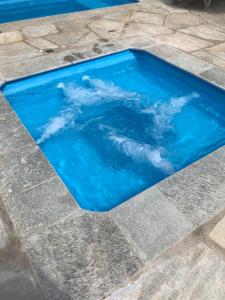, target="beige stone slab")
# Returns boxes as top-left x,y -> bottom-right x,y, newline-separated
46,29 -> 89,46
180,25 -> 225,42
124,22 -> 172,38
22,24 -> 58,38
166,13 -> 203,30
131,12 -> 164,25
210,216 -> 225,249
201,43 -> 225,62
157,32 -> 213,52
26,38 -> 59,50
0,31 -> 23,45
88,18 -> 125,39
0,42 -> 41,65
194,51 -> 225,69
